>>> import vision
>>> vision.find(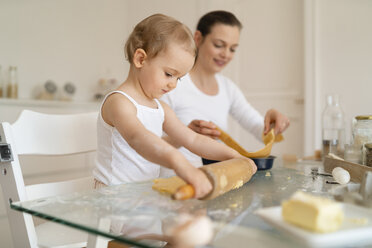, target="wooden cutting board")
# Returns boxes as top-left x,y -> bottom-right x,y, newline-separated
323,156 -> 372,183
